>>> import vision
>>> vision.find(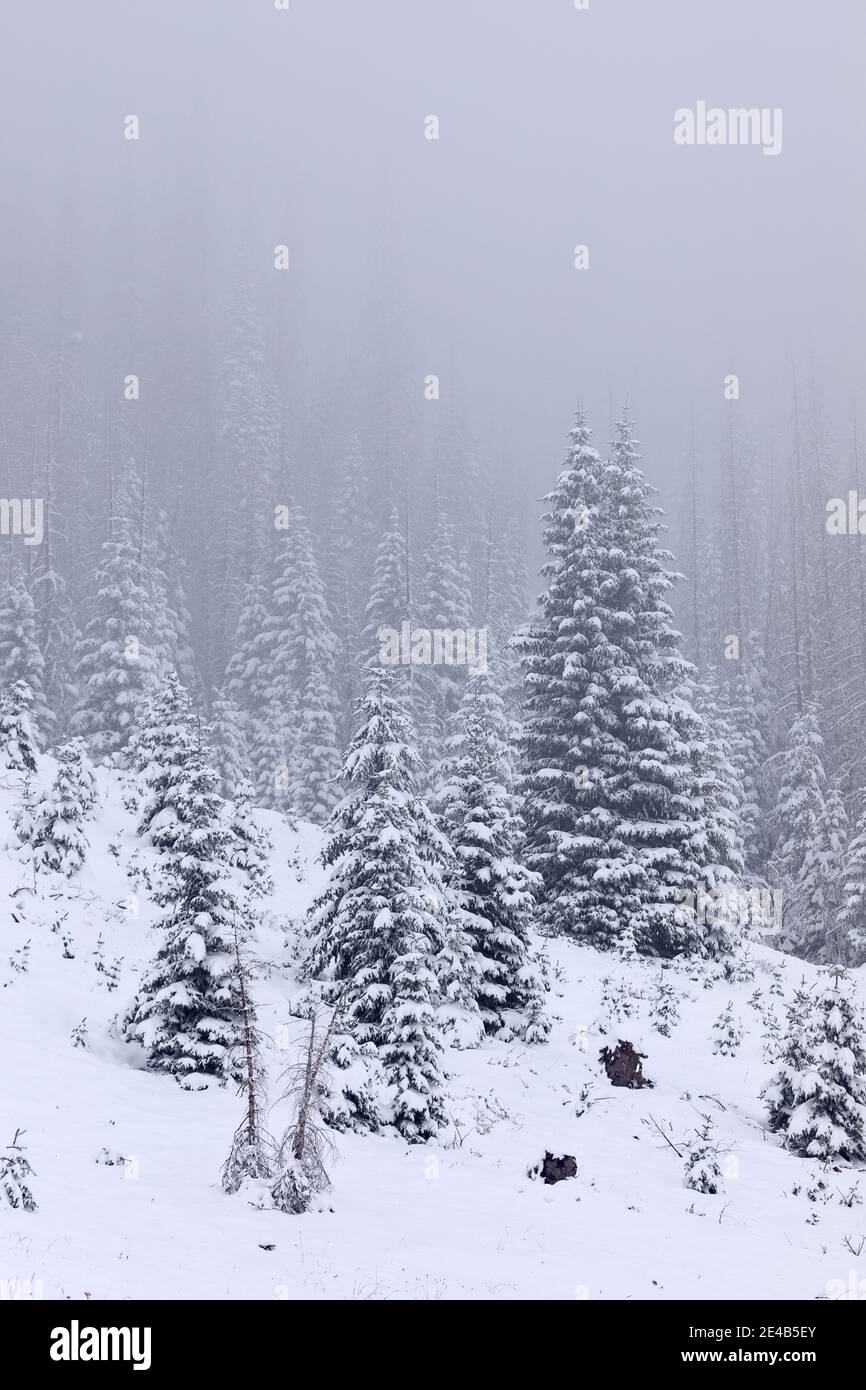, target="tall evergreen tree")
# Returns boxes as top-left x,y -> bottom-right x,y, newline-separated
123,704 -> 245,1088
72,463 -> 160,759
207,688 -> 249,799
16,738 -> 97,877
519,407 -> 733,956
838,795 -> 866,964
769,971 -> 866,1162
262,509 -> 341,822
306,671 -> 447,1141
0,680 -> 38,775
129,672 -> 202,848
361,505 -> 411,668
771,708 -> 845,958
0,576 -> 50,745
439,673 -> 548,1041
